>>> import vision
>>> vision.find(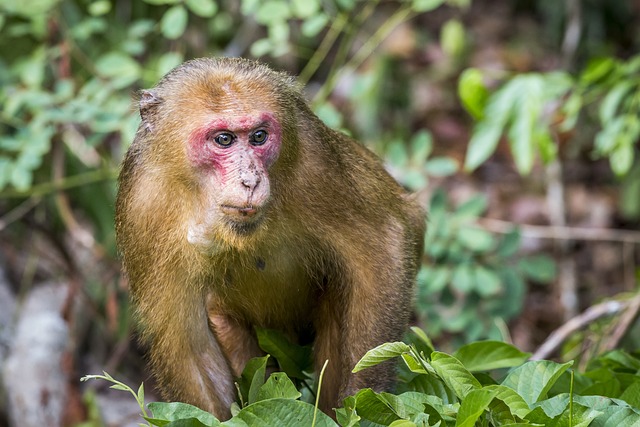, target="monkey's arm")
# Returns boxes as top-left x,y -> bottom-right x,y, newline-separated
313,214 -> 422,412
132,270 -> 236,420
